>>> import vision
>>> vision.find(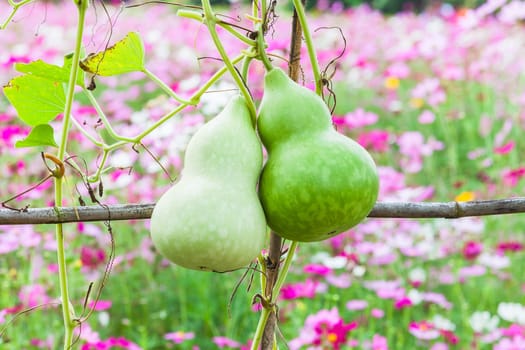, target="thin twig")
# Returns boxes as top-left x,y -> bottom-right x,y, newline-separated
2,199 -> 525,225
